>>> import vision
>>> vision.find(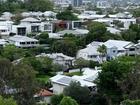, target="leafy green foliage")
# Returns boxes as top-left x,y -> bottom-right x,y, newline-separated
86,21 -> 121,44
64,82 -> 91,104
132,8 -> 140,17
60,96 -> 79,105
56,6 -> 78,21
74,58 -> 90,72
13,63 -> 38,105
0,96 -> 17,105
51,39 -> 78,57
97,45 -> 107,56
121,30 -> 137,43
121,99 -> 140,105
0,58 -> 38,105
1,45 -> 24,61
37,32 -> 49,44
0,0 -> 53,13
97,58 -> 134,105
121,24 -> 140,42
51,94 -> 64,105
24,0 -> 53,12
